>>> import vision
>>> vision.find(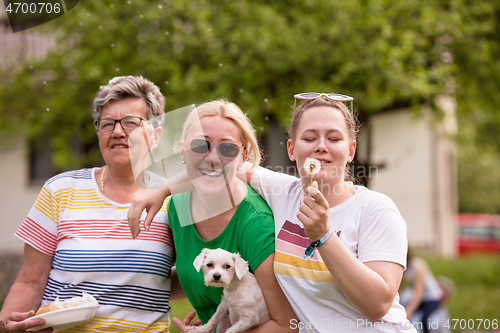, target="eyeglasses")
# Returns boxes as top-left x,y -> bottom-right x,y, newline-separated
95,116 -> 147,132
190,139 -> 242,158
294,92 -> 354,112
